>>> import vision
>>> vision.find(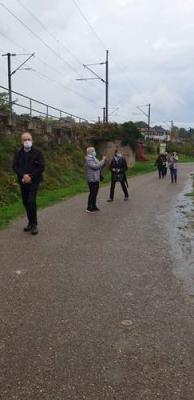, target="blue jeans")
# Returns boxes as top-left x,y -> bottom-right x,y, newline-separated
170,168 -> 177,183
